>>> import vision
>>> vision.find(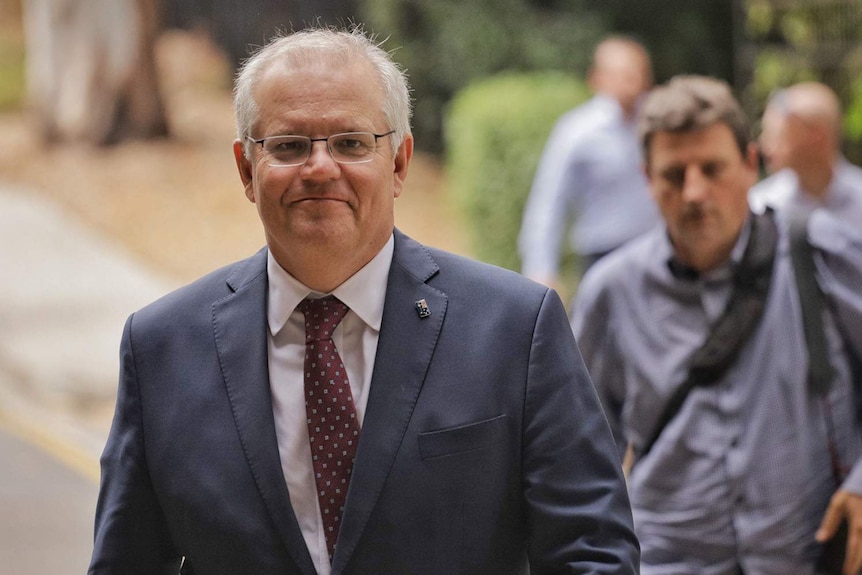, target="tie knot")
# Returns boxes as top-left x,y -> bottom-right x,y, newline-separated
299,296 -> 348,342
